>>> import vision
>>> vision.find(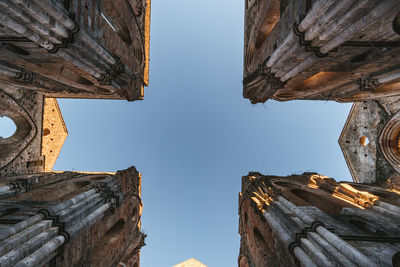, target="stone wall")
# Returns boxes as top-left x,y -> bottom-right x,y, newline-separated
0,86 -> 44,177
0,166 -> 145,267
238,172 -> 400,266
0,0 -> 151,101
243,0 -> 400,103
